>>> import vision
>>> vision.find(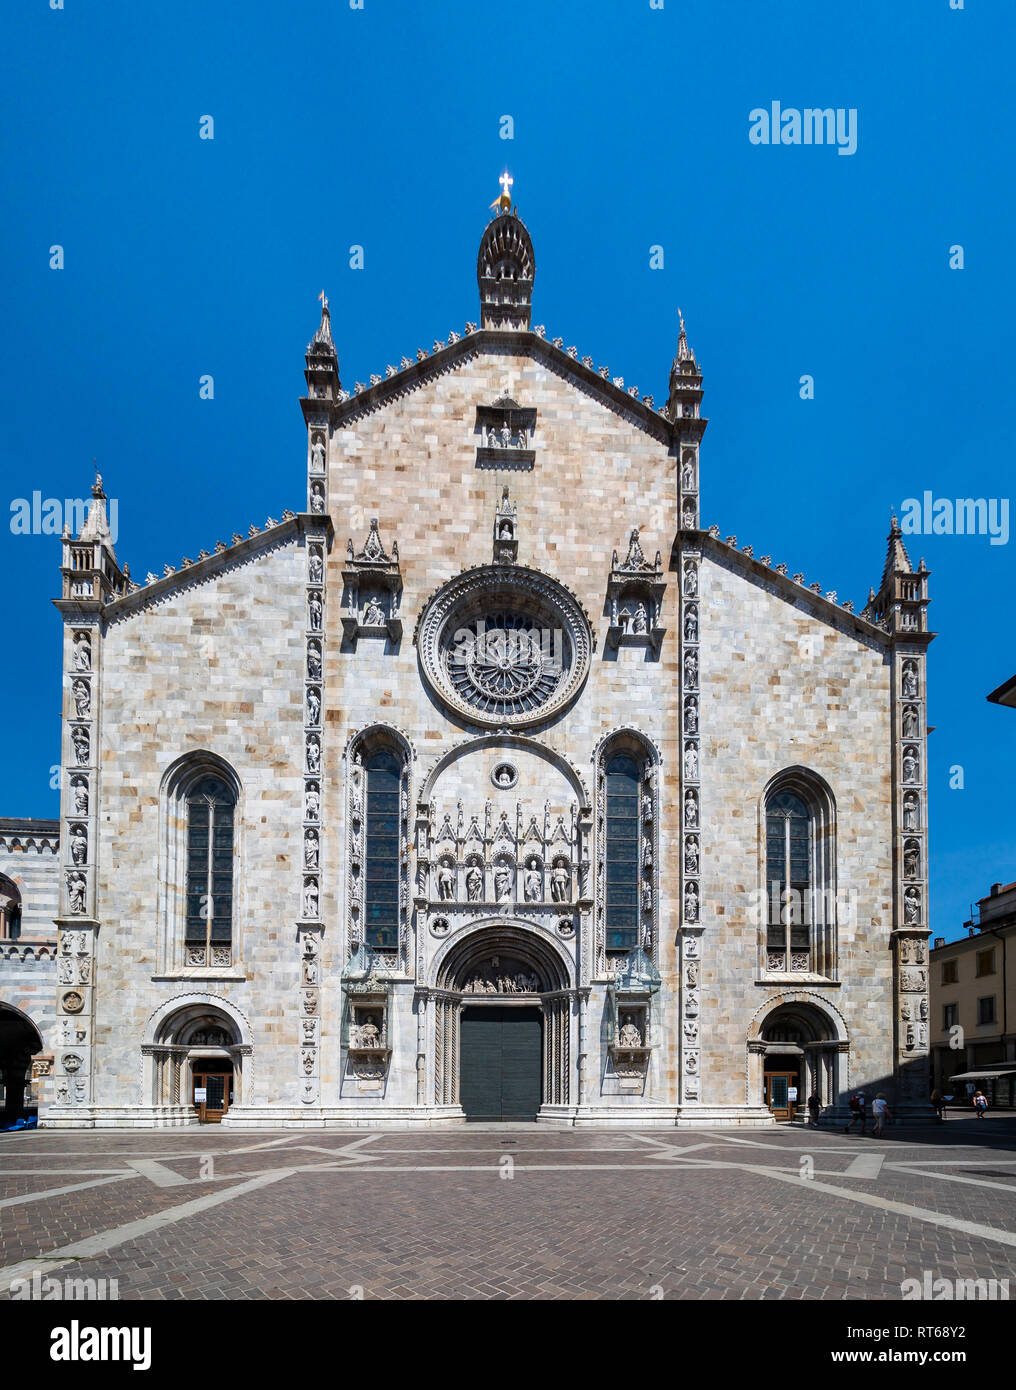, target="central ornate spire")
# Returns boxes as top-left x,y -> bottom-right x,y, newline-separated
477,178 -> 534,331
